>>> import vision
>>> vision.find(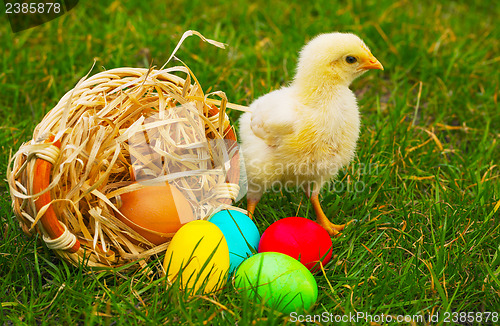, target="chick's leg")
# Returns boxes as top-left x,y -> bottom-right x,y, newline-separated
310,192 -> 345,236
246,198 -> 259,219
246,190 -> 263,220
